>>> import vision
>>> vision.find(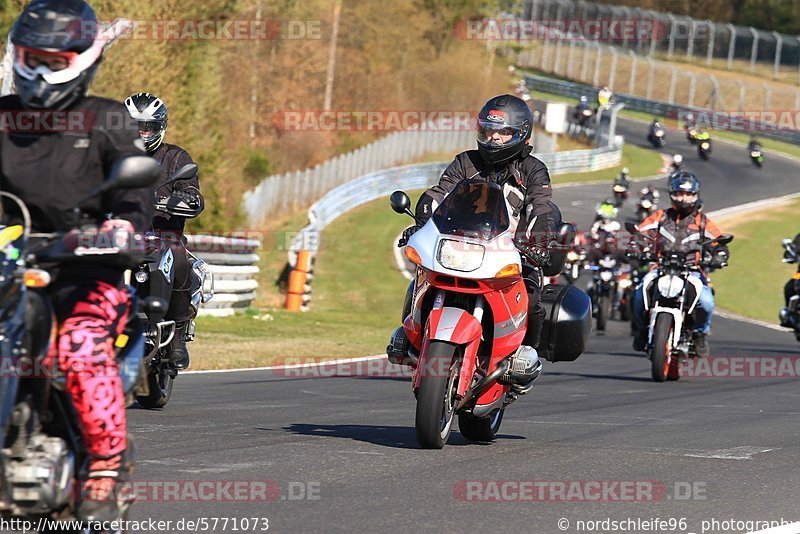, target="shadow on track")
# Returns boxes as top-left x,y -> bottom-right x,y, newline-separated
282,423 -> 525,449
